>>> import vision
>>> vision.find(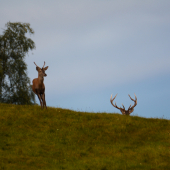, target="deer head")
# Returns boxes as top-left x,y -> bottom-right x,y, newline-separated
110,94 -> 137,115
34,61 -> 48,78
32,61 -> 49,109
